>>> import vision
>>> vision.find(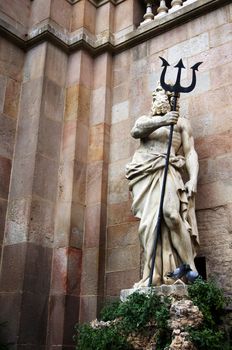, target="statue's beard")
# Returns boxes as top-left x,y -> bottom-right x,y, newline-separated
151,101 -> 171,116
